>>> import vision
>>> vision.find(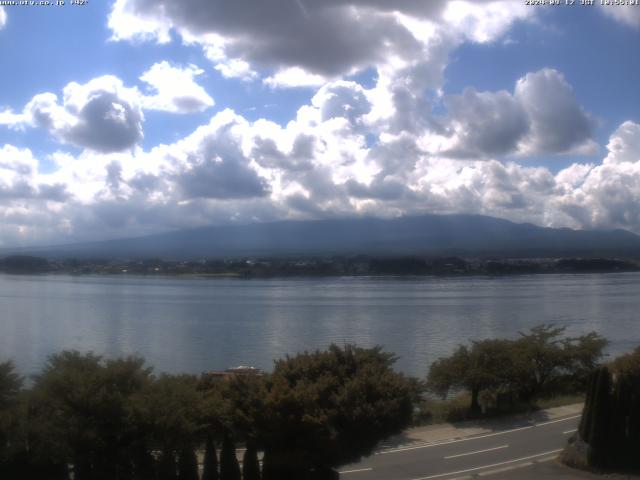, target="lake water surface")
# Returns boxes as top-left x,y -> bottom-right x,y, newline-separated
1,273 -> 639,377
